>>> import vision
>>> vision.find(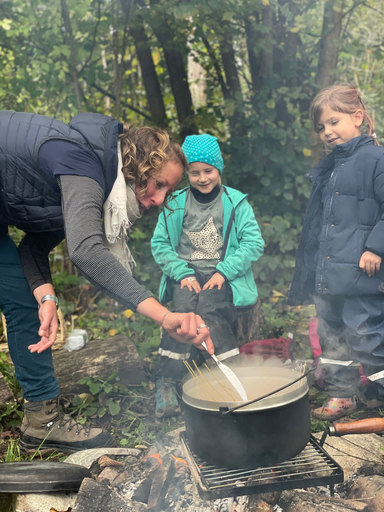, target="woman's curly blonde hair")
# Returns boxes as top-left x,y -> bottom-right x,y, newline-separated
118,125 -> 187,201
